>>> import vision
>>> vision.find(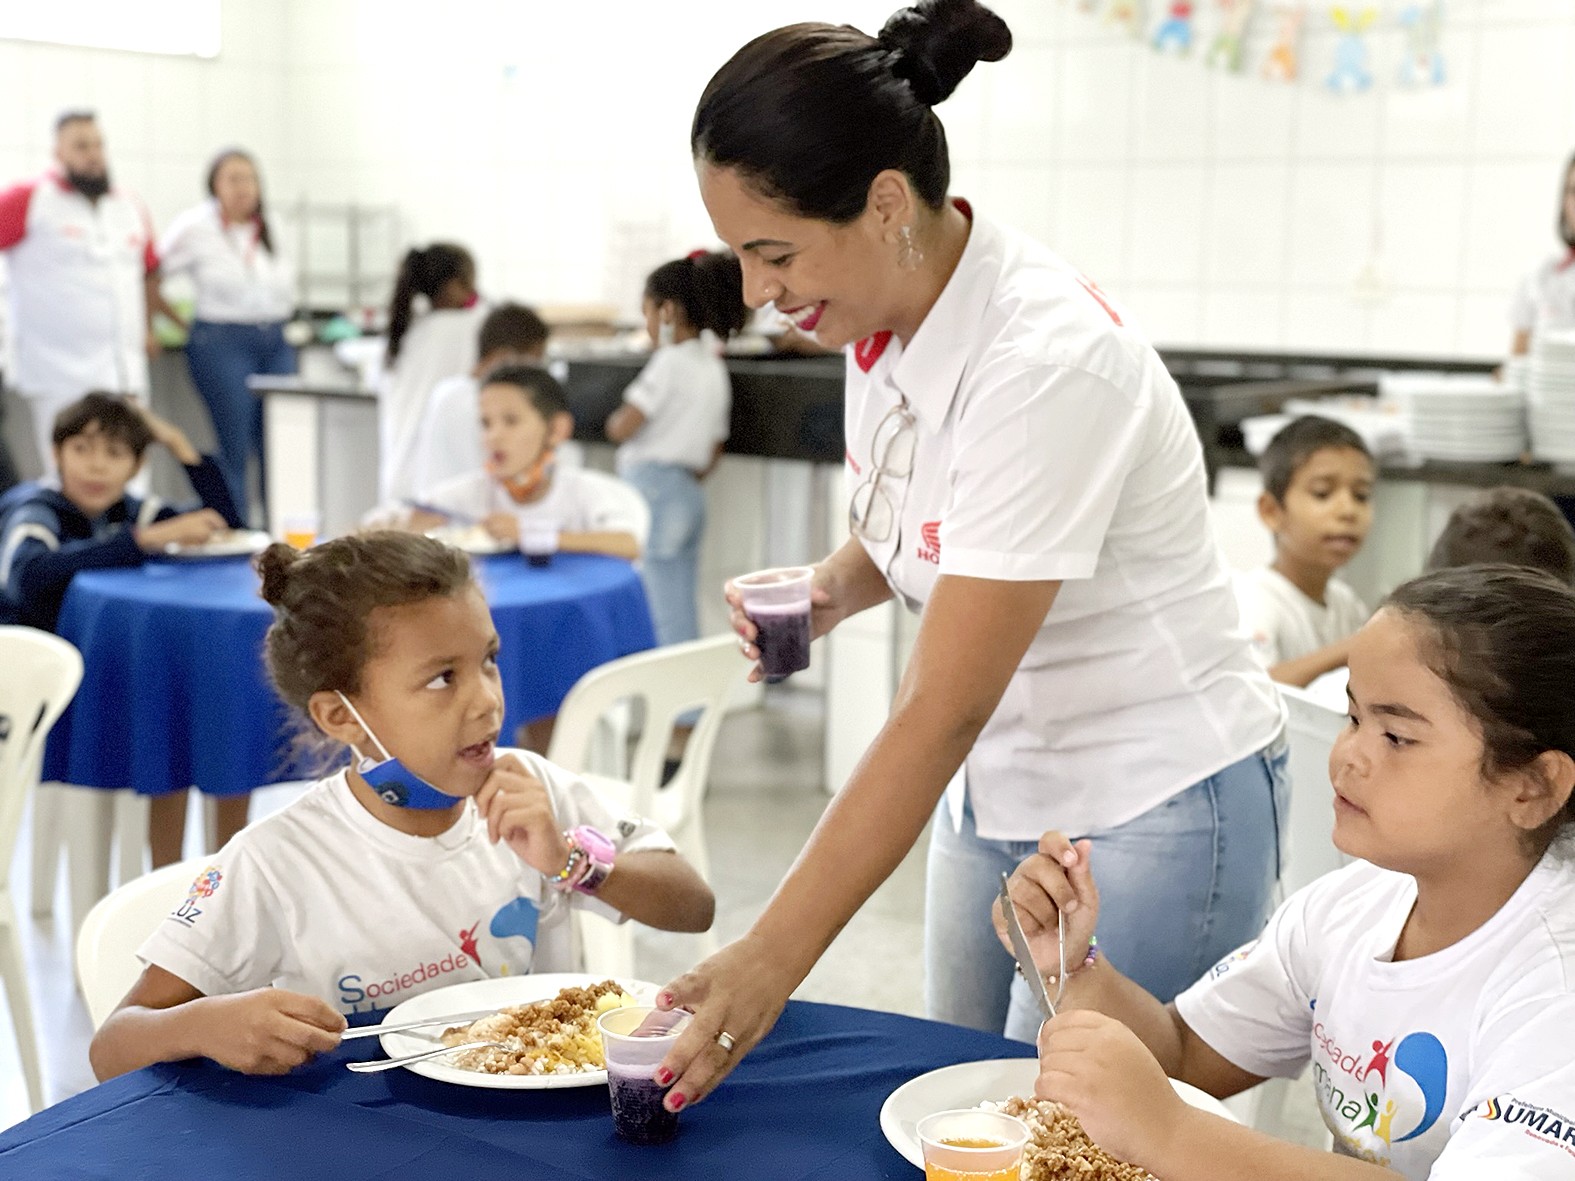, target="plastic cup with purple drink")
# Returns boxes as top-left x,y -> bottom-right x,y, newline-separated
734,566 -> 814,683
597,1006 -> 692,1145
